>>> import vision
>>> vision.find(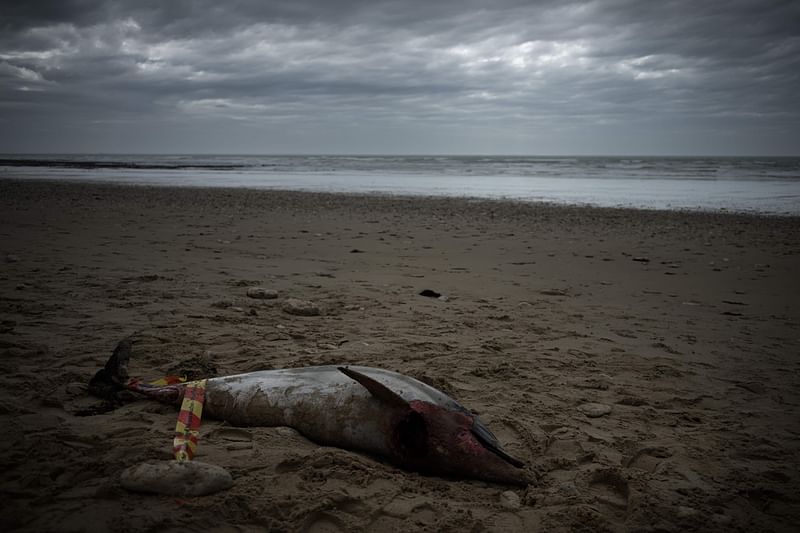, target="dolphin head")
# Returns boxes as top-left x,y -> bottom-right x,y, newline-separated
338,366 -> 531,486
389,400 -> 530,485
